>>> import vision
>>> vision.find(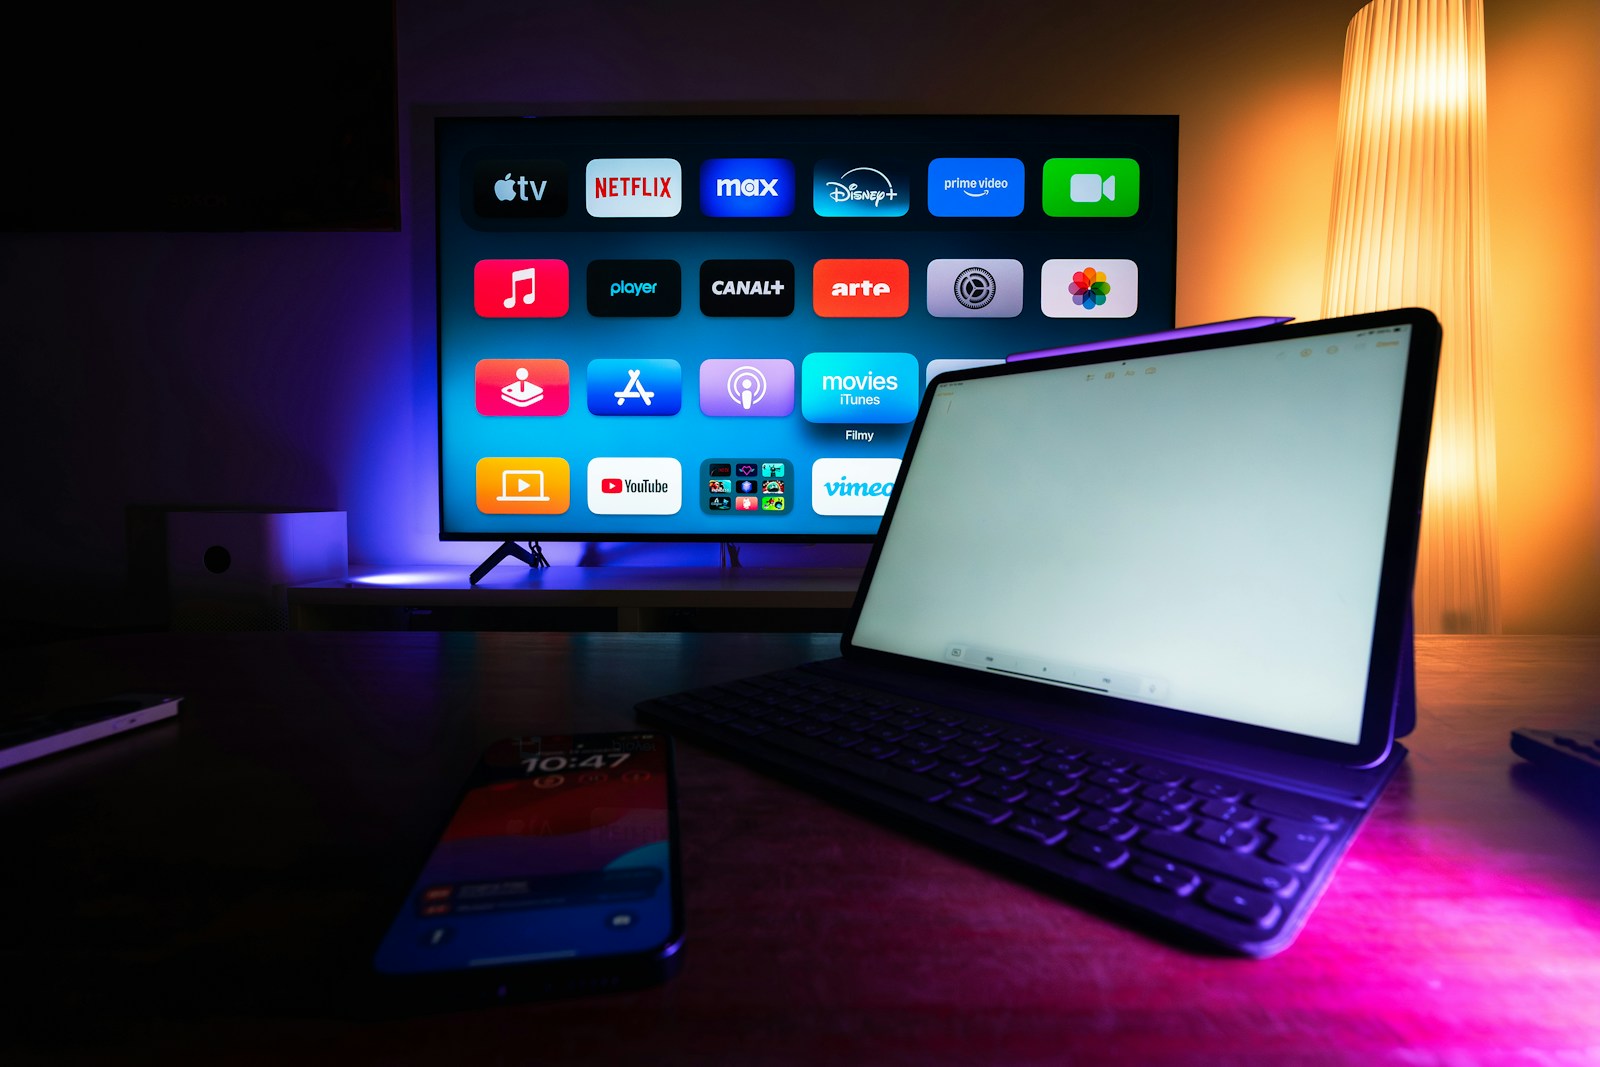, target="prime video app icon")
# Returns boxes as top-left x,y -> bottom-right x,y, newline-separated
926,158 -> 1024,217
